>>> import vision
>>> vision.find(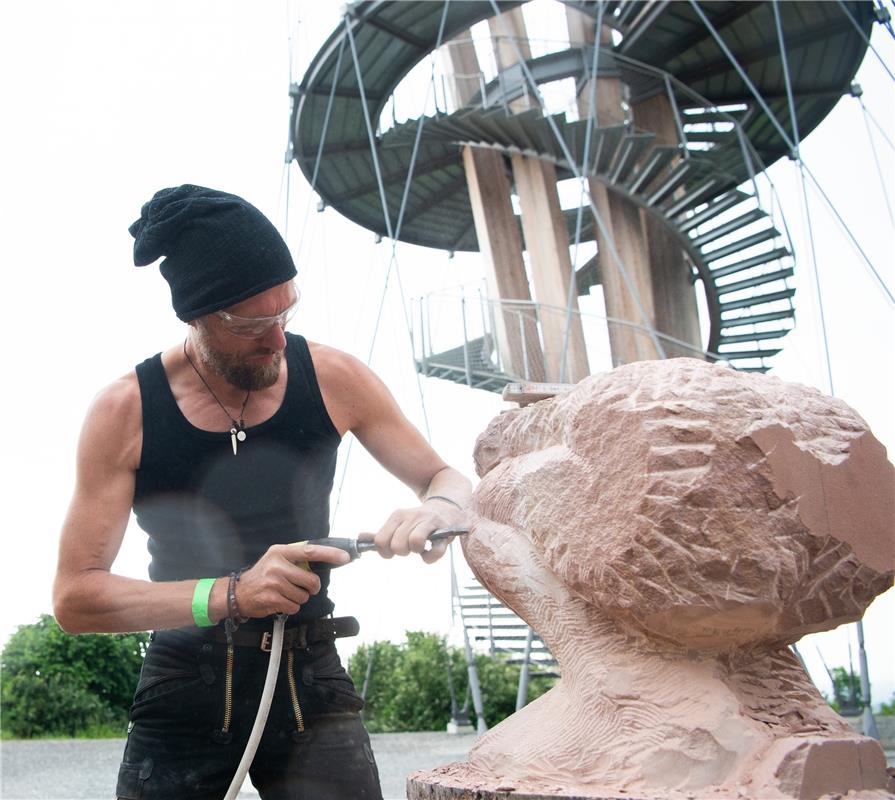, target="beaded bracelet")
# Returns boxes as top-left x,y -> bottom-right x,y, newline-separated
226,570 -> 249,626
